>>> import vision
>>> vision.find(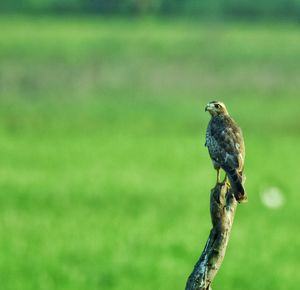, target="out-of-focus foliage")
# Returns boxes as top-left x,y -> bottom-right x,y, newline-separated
1,0 -> 300,20
0,17 -> 300,290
